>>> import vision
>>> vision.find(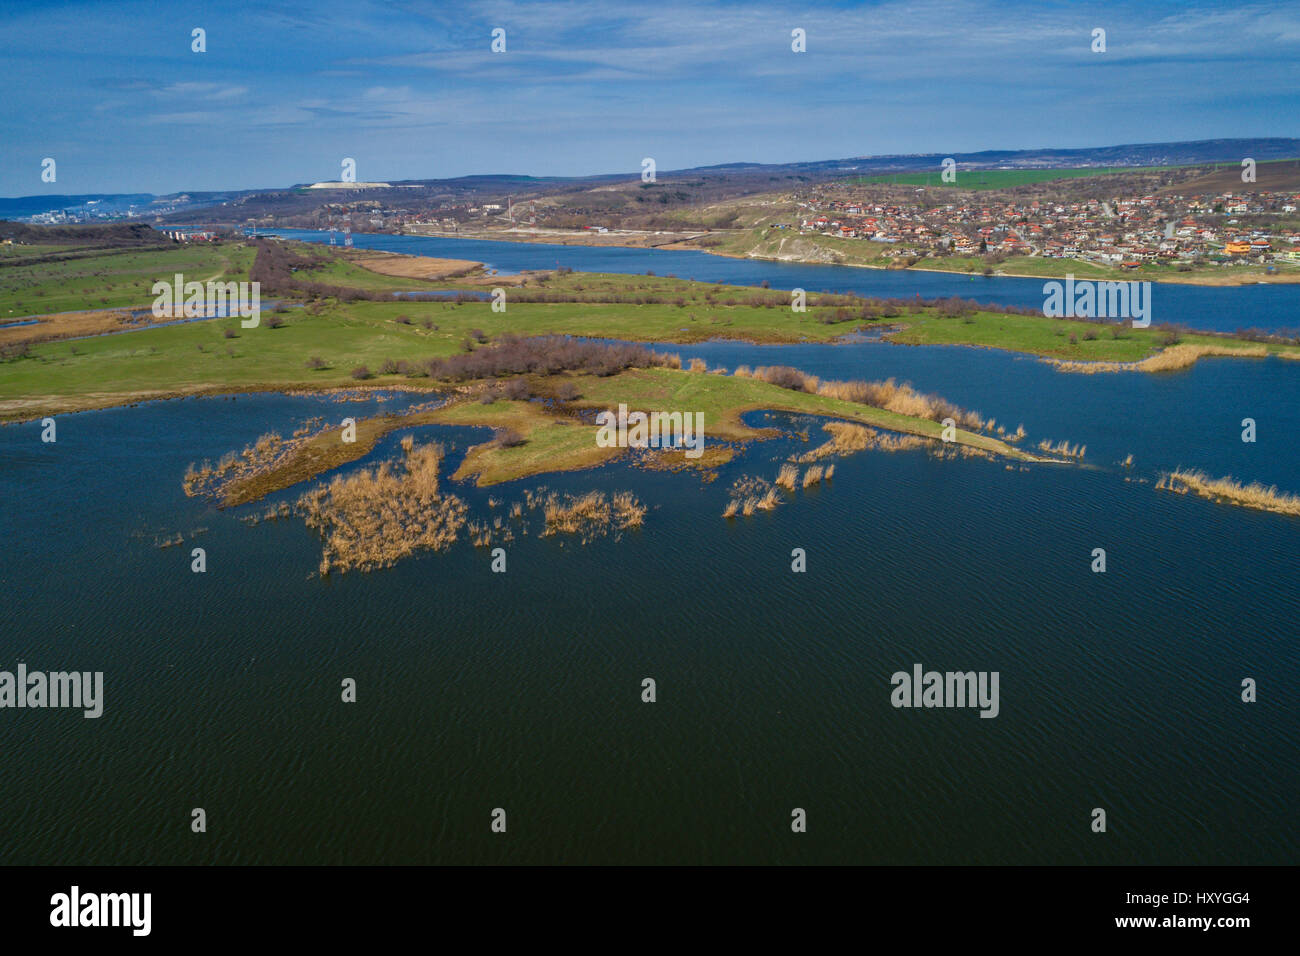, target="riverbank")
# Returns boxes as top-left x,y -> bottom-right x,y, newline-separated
404,225 -> 1300,286
179,360 -> 1046,507
6,261 -> 1300,424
